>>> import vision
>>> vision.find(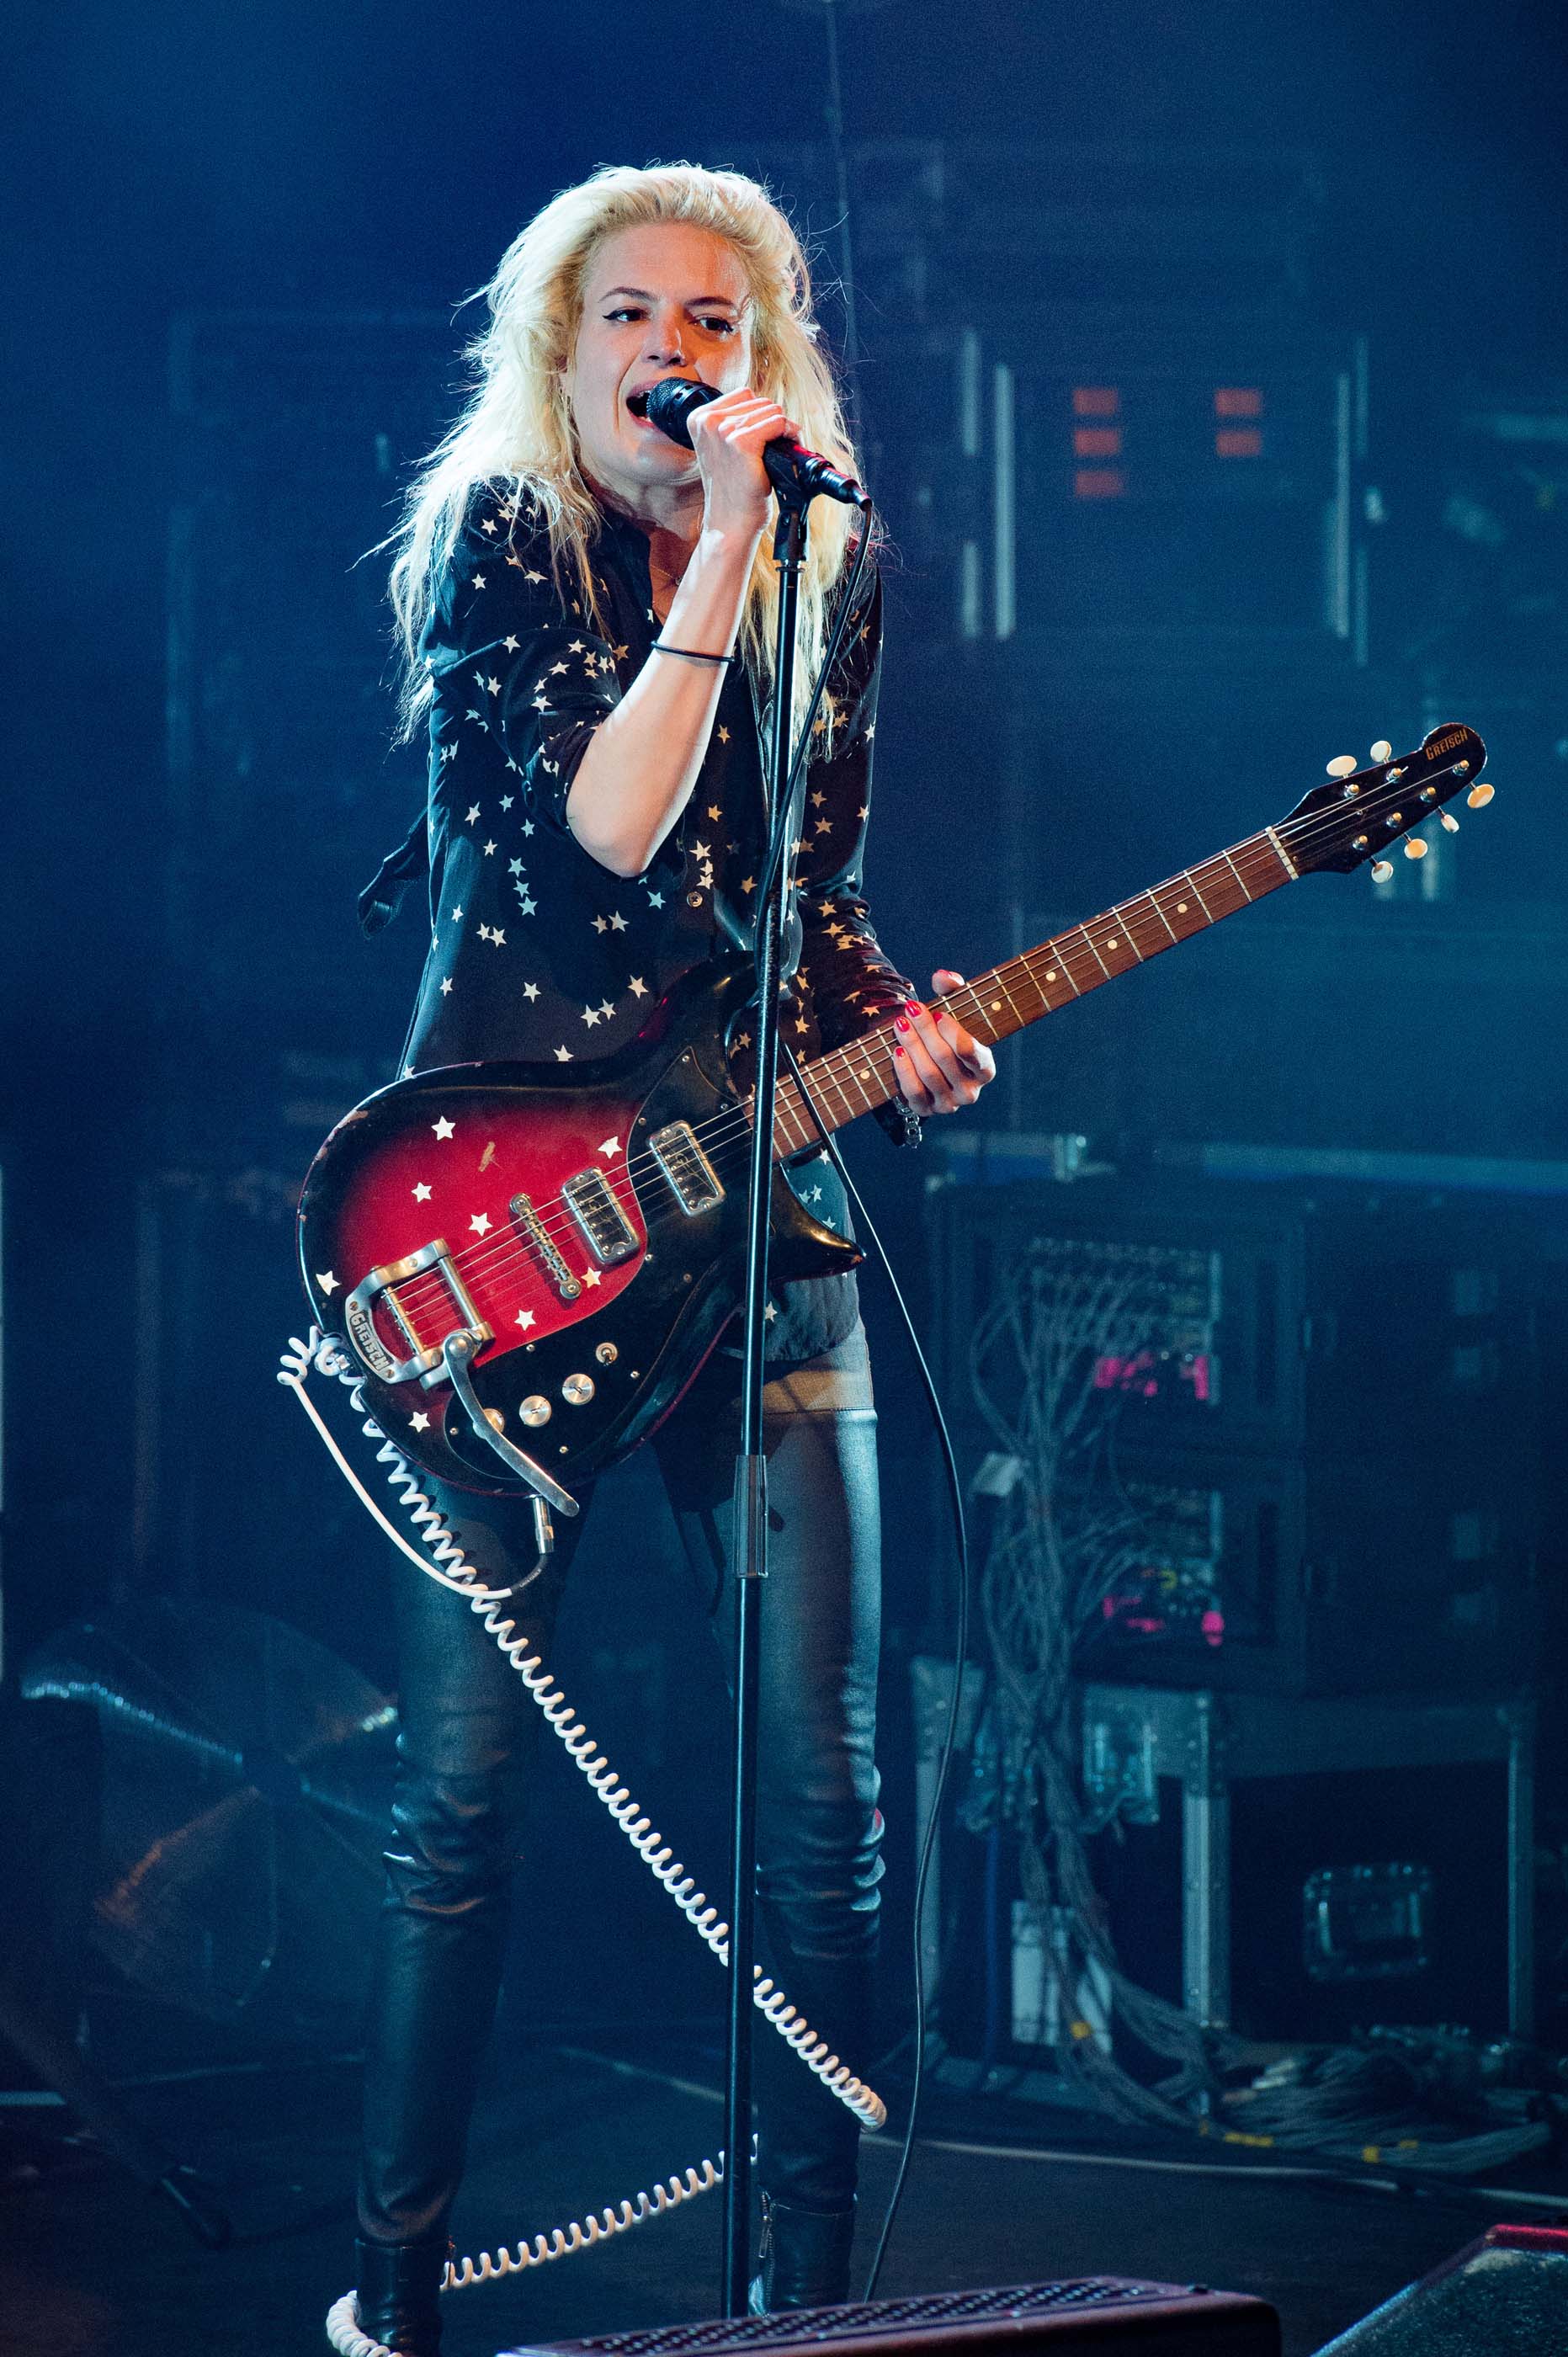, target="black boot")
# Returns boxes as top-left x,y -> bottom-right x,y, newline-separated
748,2192 -> 857,2314
353,2236 -> 448,2356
